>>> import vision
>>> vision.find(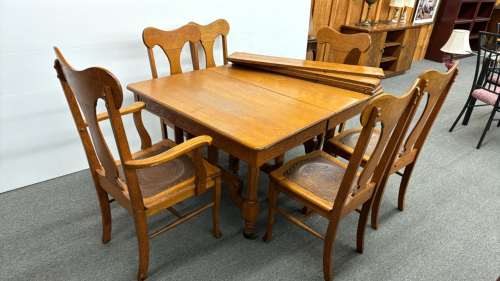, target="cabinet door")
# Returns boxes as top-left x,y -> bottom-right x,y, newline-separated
396,28 -> 420,71
361,32 -> 386,67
